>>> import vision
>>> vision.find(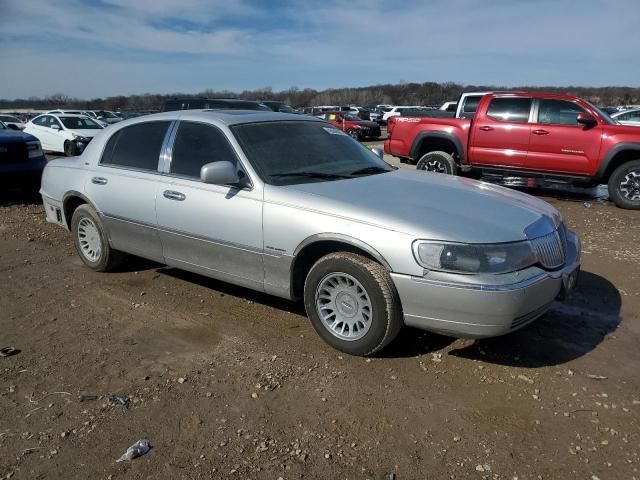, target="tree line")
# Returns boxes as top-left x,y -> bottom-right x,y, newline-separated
2,82 -> 639,111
